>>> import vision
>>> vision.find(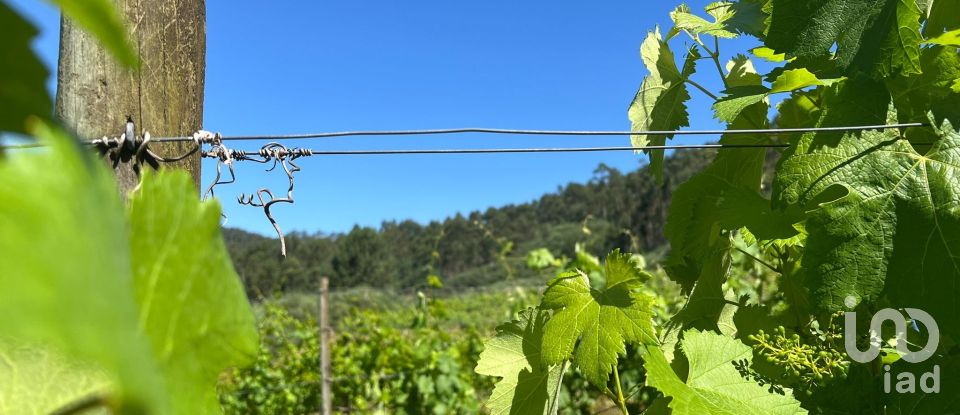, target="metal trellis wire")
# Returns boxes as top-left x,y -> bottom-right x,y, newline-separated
0,121 -> 933,257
